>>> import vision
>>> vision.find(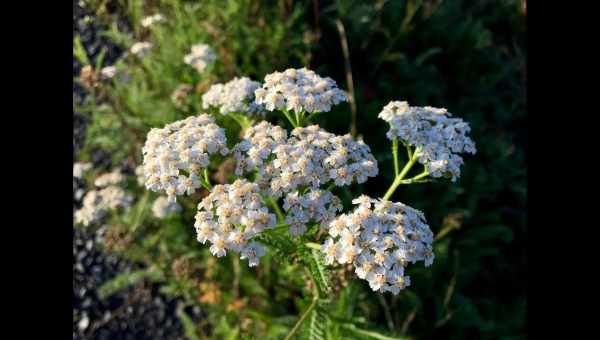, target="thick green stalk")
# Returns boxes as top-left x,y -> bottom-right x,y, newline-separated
382,148 -> 419,201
